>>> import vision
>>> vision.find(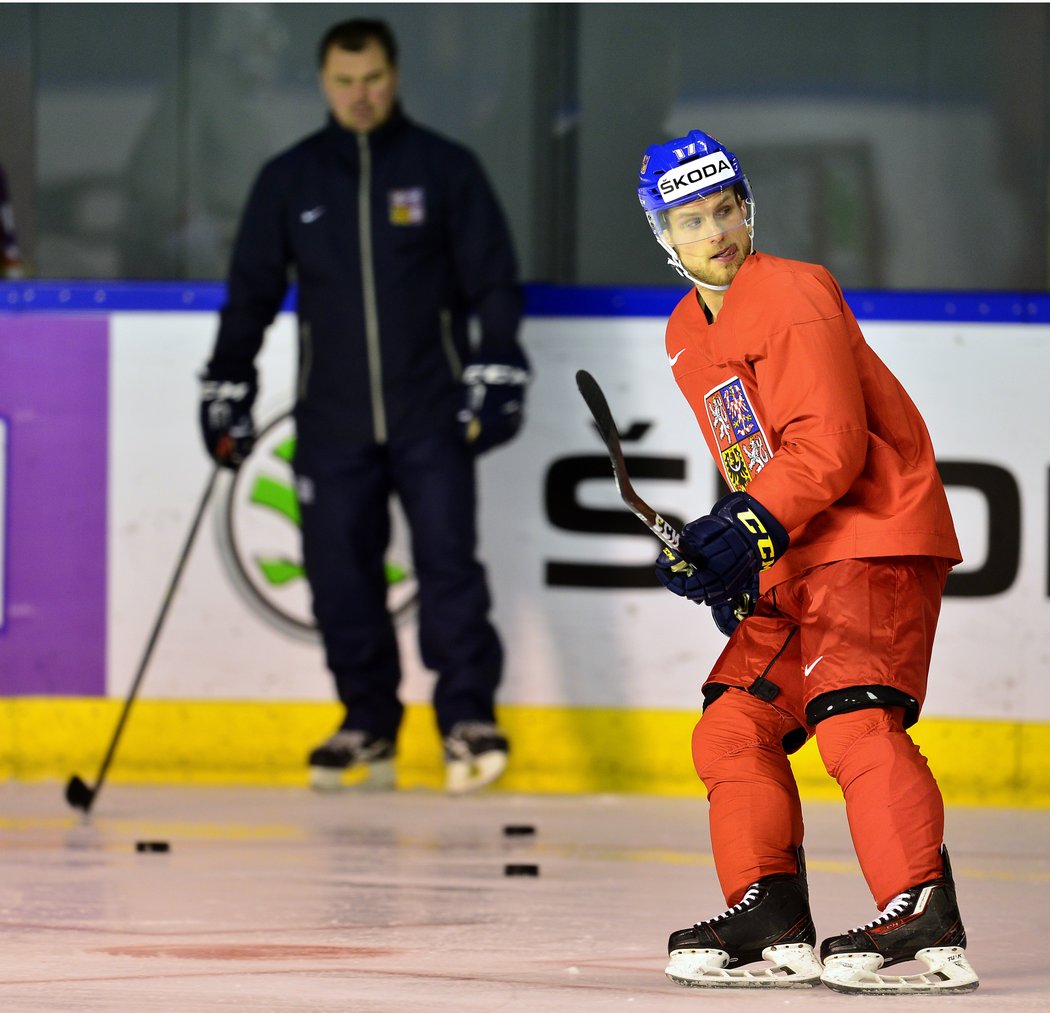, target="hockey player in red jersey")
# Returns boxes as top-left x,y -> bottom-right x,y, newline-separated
638,130 -> 979,994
